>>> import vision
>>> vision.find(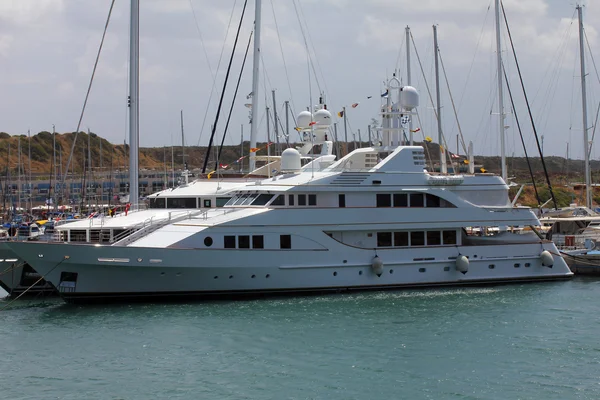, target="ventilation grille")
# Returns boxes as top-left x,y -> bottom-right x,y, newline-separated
330,173 -> 369,185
